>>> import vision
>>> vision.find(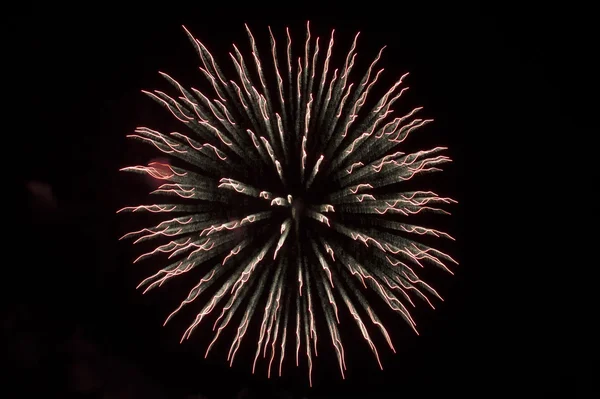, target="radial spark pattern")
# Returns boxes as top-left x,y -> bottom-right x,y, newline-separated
118,22 -> 457,385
